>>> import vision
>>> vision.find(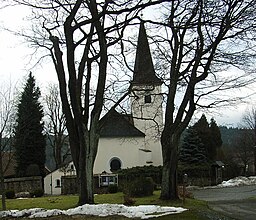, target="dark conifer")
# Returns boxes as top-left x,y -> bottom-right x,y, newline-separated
193,114 -> 212,161
13,73 -> 45,177
179,126 -> 207,165
209,118 -> 223,160
193,114 -> 223,161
